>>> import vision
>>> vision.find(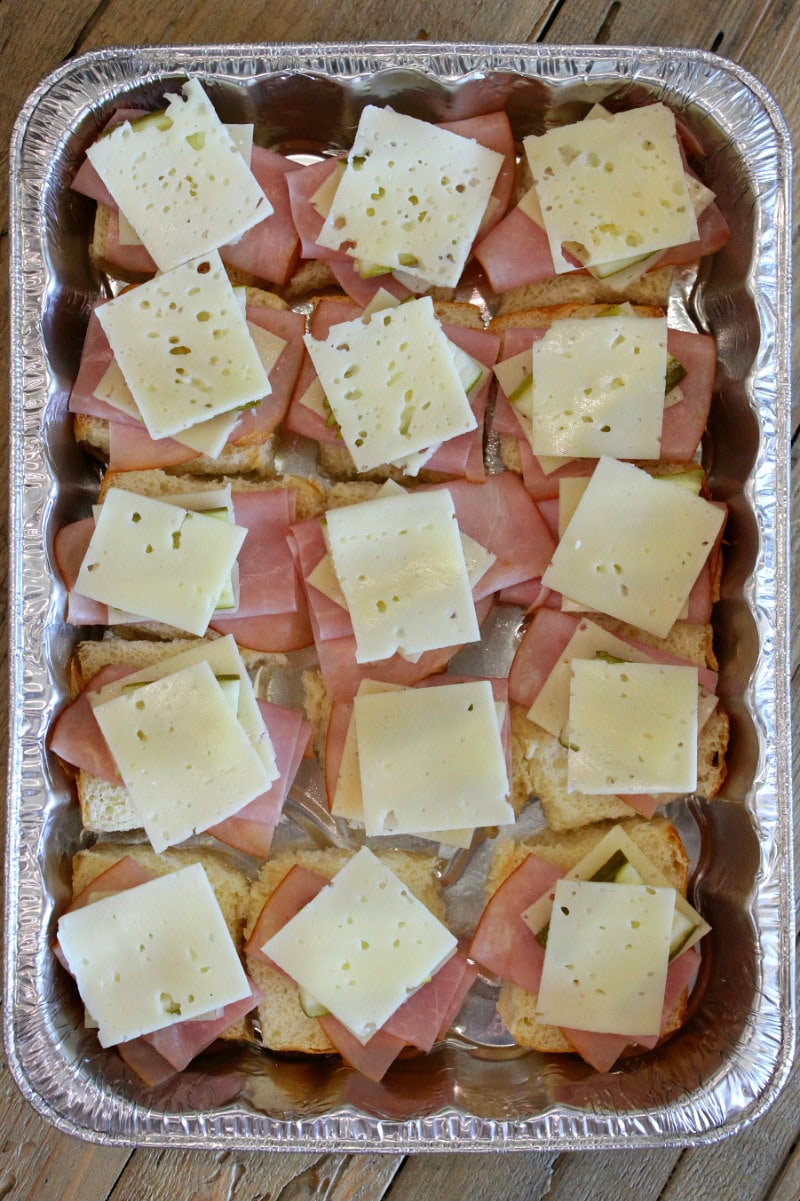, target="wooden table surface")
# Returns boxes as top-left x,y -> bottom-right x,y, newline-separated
0,1 -> 797,1199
